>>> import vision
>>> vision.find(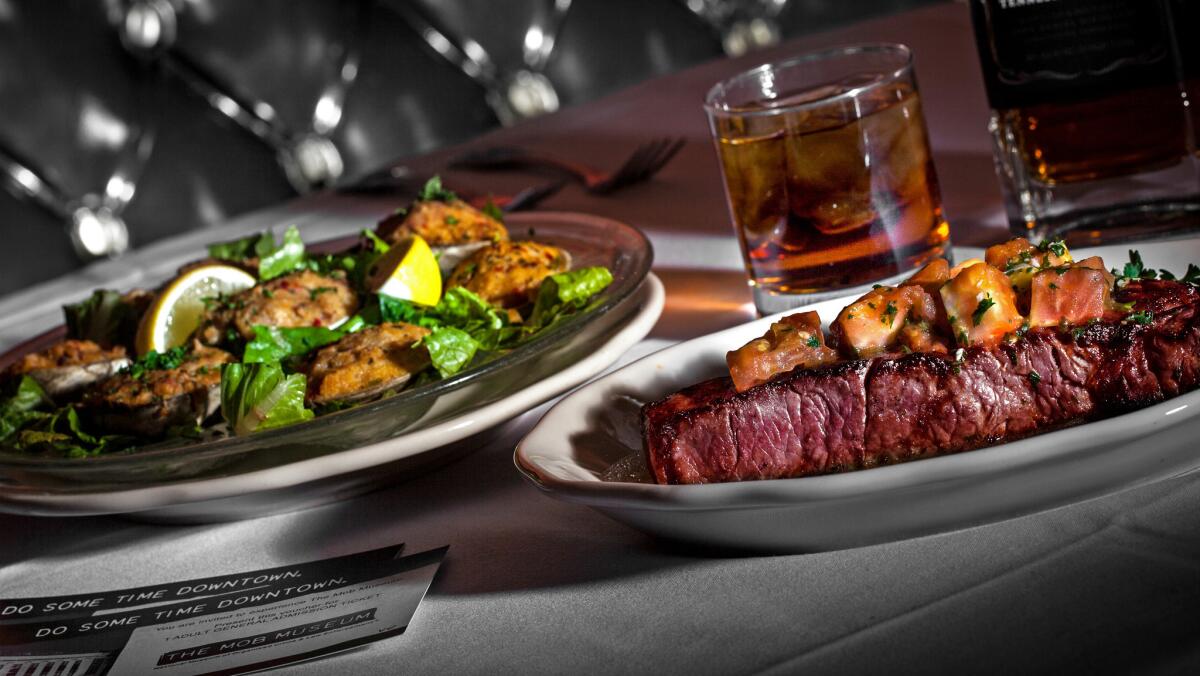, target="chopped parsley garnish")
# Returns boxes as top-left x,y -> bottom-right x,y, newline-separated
1028,370 -> 1041,385
1016,322 -> 1030,337
1003,251 -> 1032,274
445,215 -> 460,225
1048,282 -> 1058,290
952,347 -> 966,374
805,335 -> 820,348
482,199 -> 505,223
1114,250 -> 1158,280
1070,319 -> 1099,340
1038,238 -> 1067,257
1182,264 -> 1200,284
972,295 -> 995,326
1125,310 -> 1153,325
261,288 -> 274,299
881,301 -> 898,326
309,286 -> 336,300
418,176 -> 457,203
1114,250 -> 1200,285
123,347 -> 188,379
